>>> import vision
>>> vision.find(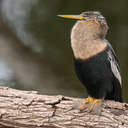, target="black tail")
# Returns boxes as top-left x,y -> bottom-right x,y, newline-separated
105,78 -> 122,102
